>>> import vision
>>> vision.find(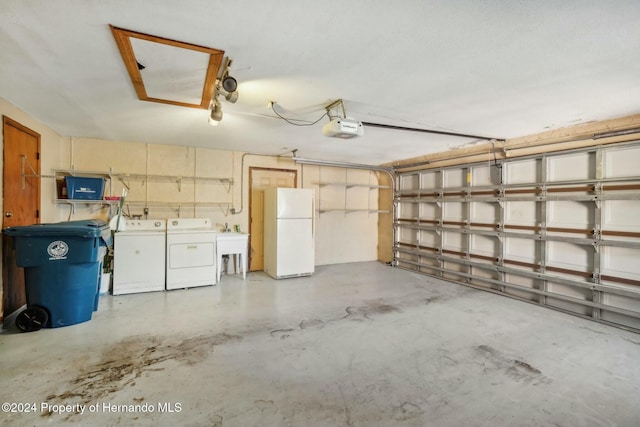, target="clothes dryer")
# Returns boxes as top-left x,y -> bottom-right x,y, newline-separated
165,218 -> 217,290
